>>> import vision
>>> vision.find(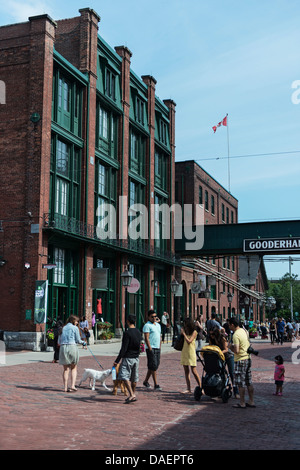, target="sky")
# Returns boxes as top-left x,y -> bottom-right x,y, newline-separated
1,0 -> 300,281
